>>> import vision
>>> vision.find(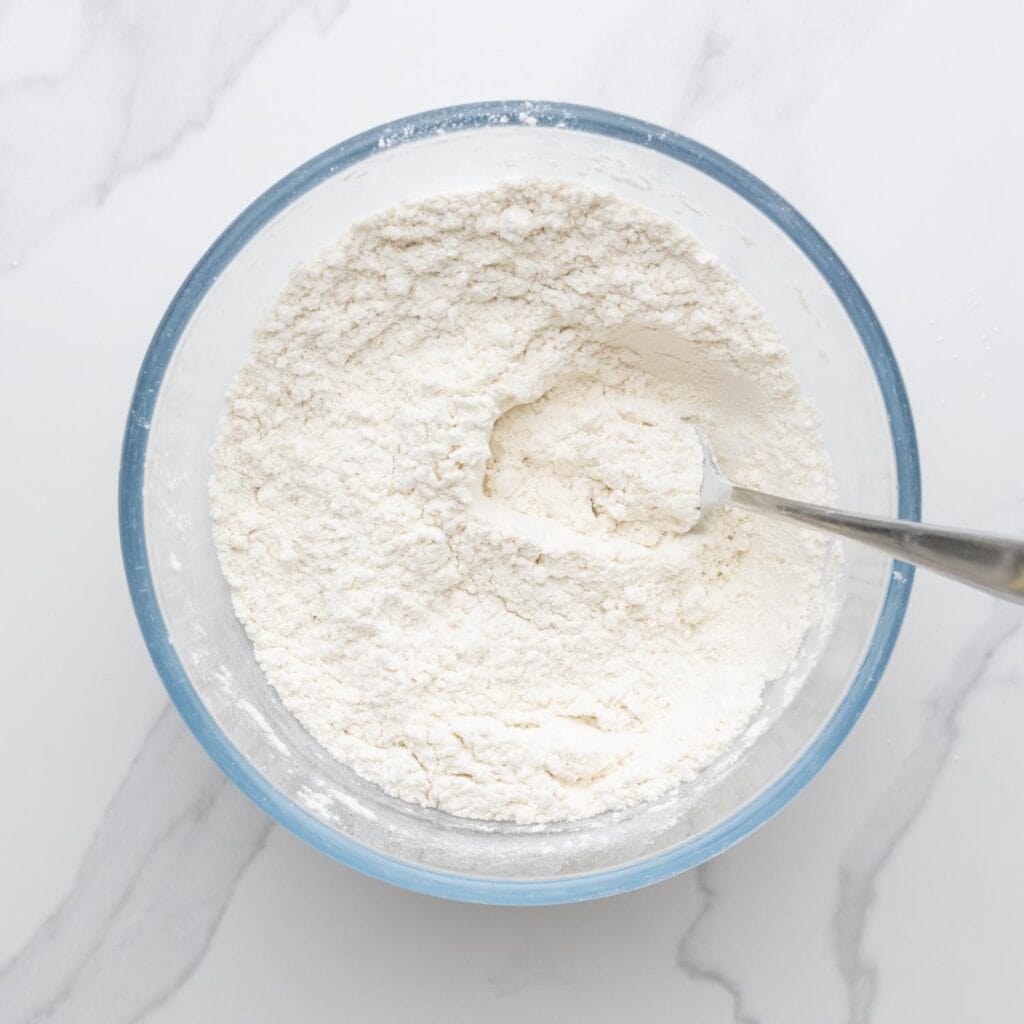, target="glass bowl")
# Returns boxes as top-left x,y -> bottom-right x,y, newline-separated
120,101 -> 919,904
